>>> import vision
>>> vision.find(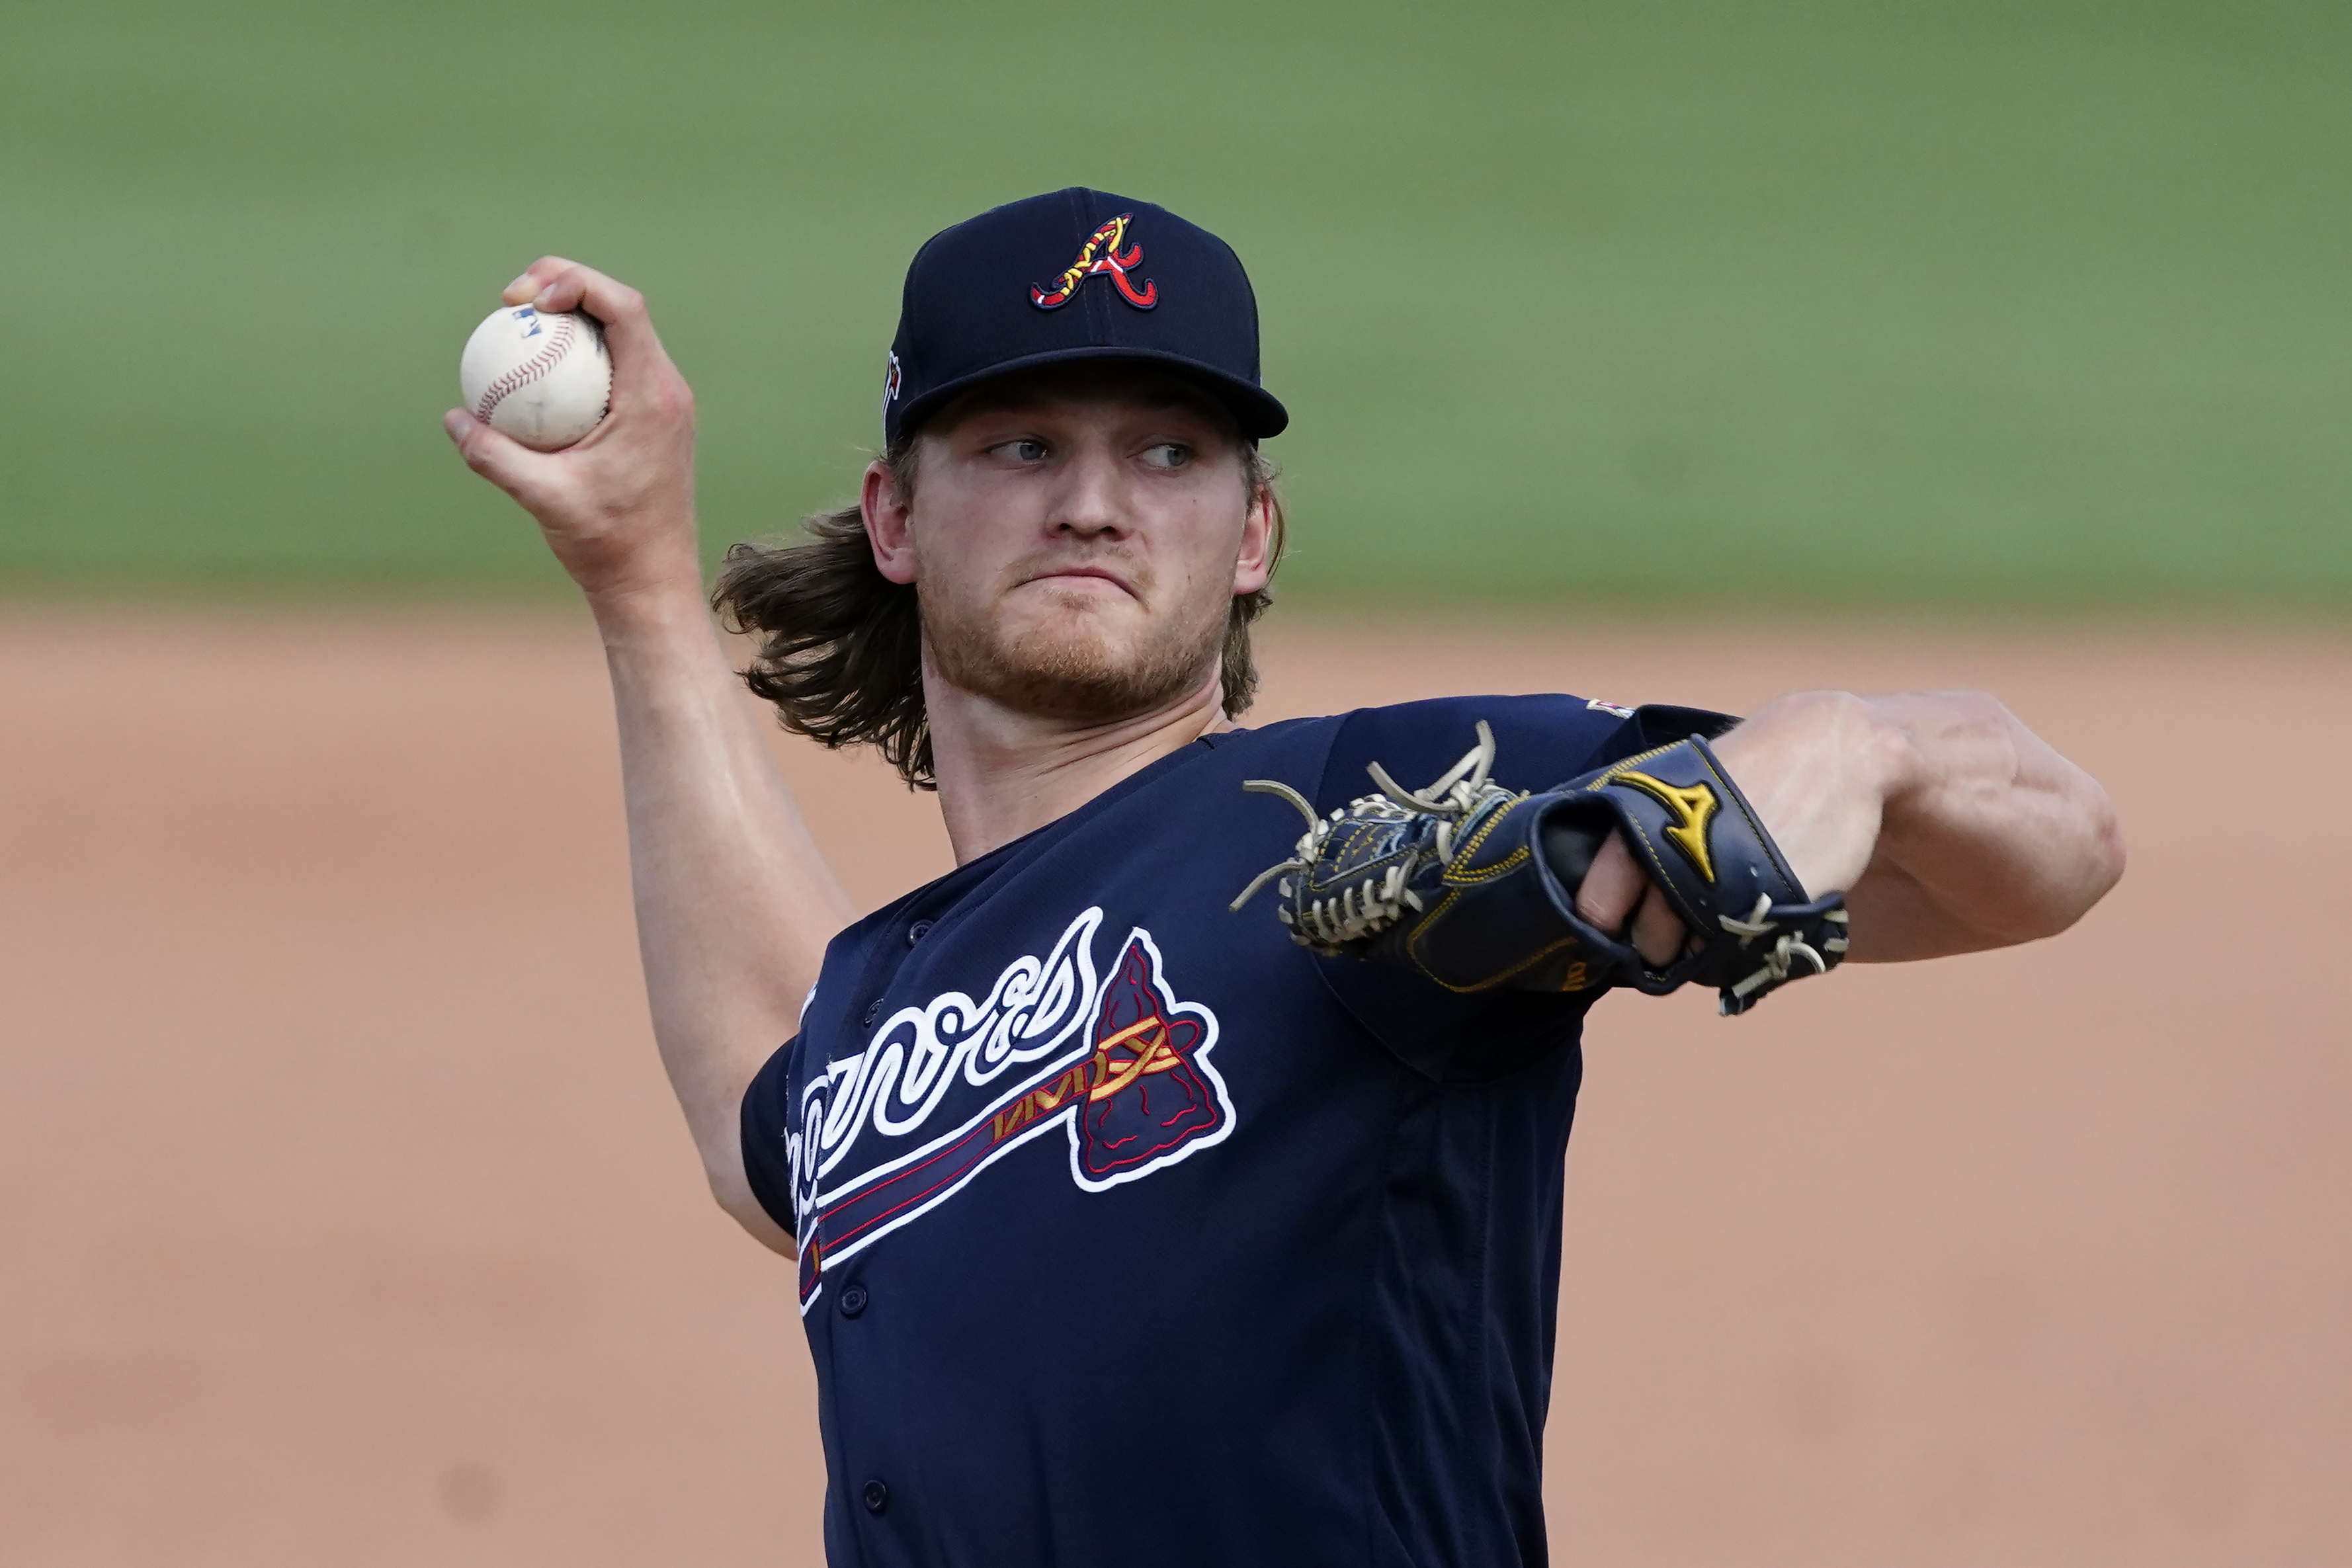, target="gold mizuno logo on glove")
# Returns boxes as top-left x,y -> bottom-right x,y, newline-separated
1603,770 -> 1719,883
